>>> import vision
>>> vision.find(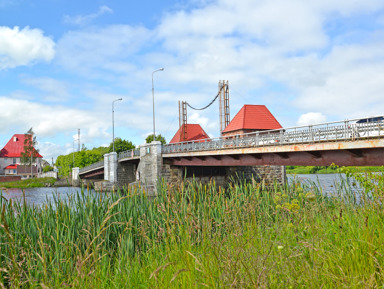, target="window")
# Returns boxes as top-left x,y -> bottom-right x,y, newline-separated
13,169 -> 16,174
13,158 -> 16,164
